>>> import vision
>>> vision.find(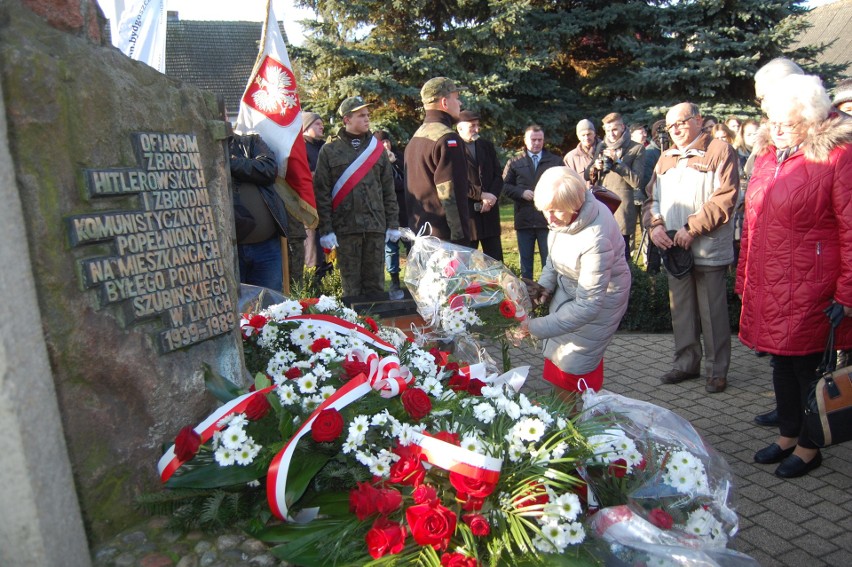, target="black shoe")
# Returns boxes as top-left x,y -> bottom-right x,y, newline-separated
754,409 -> 779,427
775,452 -> 822,478
660,370 -> 700,384
754,443 -> 795,464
